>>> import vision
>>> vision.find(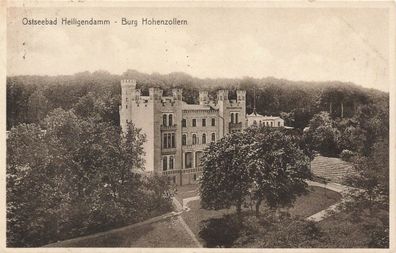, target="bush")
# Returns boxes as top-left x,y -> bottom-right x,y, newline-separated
199,215 -> 241,247
340,149 -> 355,162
